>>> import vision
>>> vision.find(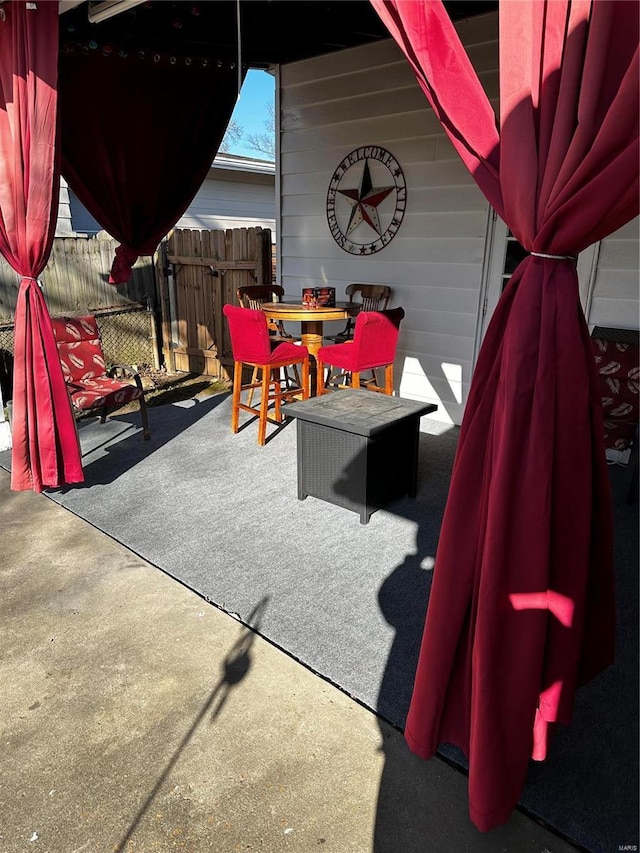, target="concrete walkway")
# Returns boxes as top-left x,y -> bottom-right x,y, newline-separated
0,470 -> 579,853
